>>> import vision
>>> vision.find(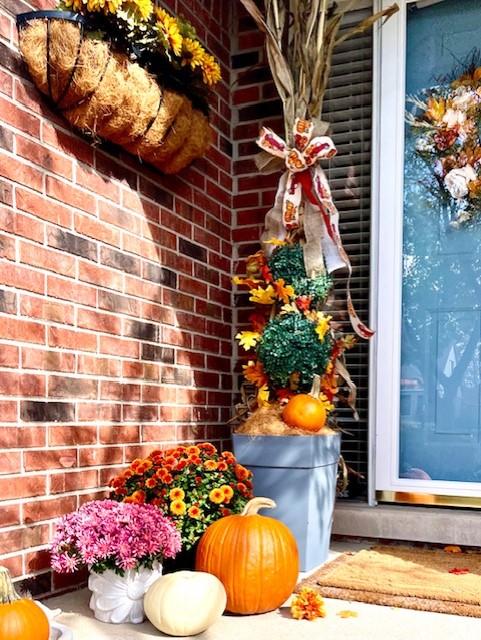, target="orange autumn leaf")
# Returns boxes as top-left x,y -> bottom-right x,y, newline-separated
242,360 -> 268,388
273,278 -> 296,304
337,610 -> 359,618
444,545 -> 462,554
449,567 -> 470,575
